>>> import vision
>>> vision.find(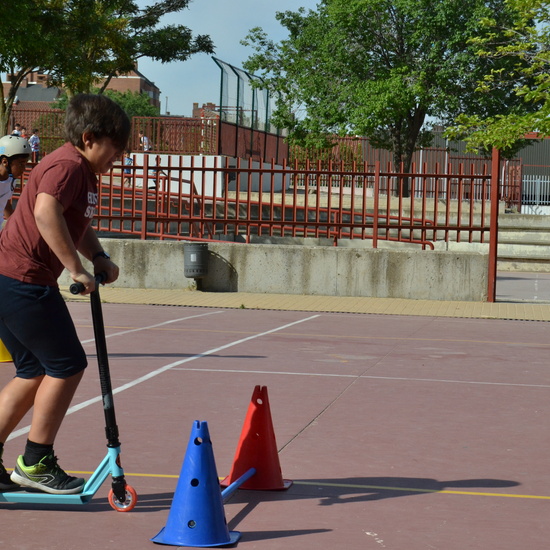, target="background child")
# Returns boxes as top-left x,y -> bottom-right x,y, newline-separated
0,94 -> 130,494
139,130 -> 150,151
123,149 -> 133,187
29,129 -> 40,163
0,135 -> 31,225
